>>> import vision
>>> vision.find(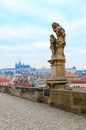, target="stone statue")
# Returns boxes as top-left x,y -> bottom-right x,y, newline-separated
50,34 -> 57,57
50,22 -> 66,58
47,22 -> 67,91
